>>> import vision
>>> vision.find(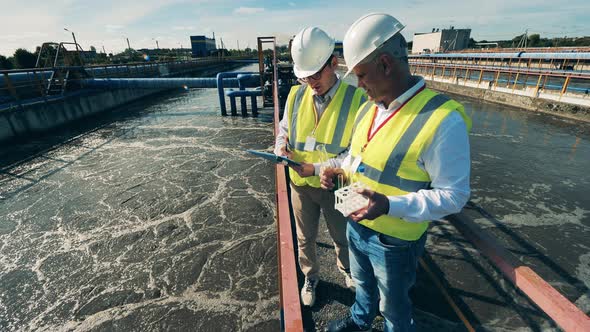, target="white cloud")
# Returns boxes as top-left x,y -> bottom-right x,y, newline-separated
0,0 -> 588,56
234,7 -> 265,15
105,25 -> 124,32
289,2 -> 296,6
172,26 -> 196,31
